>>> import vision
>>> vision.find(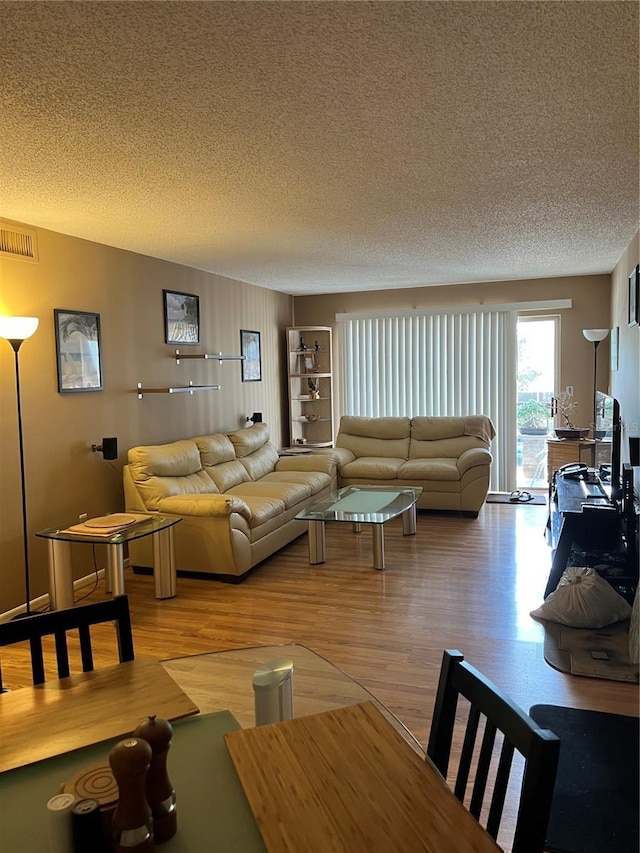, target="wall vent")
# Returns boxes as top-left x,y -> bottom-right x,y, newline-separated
0,220 -> 39,263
